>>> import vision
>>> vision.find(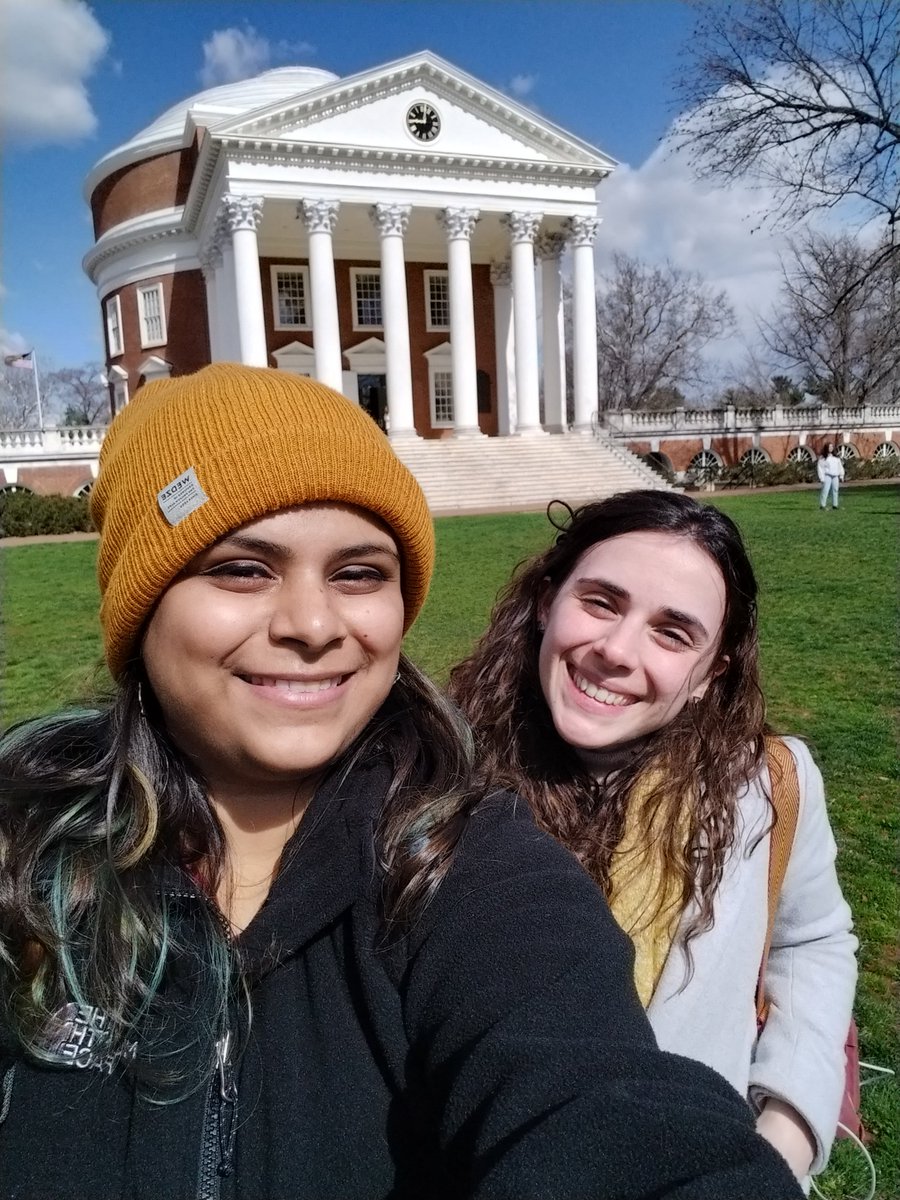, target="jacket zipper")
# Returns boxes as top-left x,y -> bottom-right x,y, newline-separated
196,1027 -> 238,1200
